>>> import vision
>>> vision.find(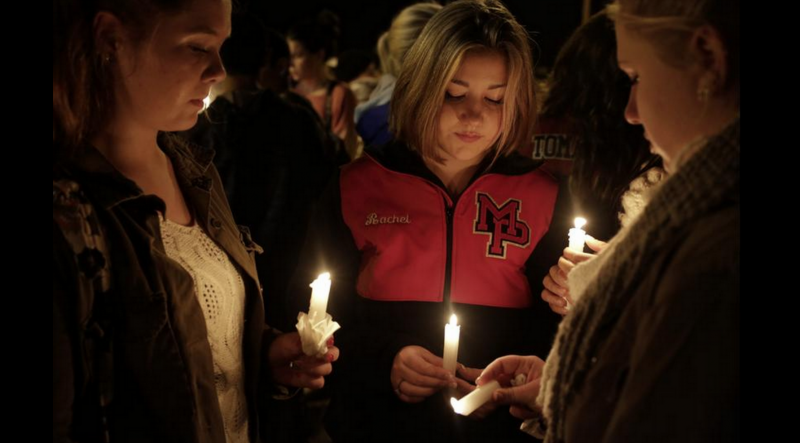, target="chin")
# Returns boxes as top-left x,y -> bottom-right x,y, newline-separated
168,115 -> 201,133
452,150 -> 490,164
